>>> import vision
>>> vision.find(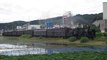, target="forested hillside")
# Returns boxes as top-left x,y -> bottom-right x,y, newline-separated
74,13 -> 102,24
0,13 -> 103,30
